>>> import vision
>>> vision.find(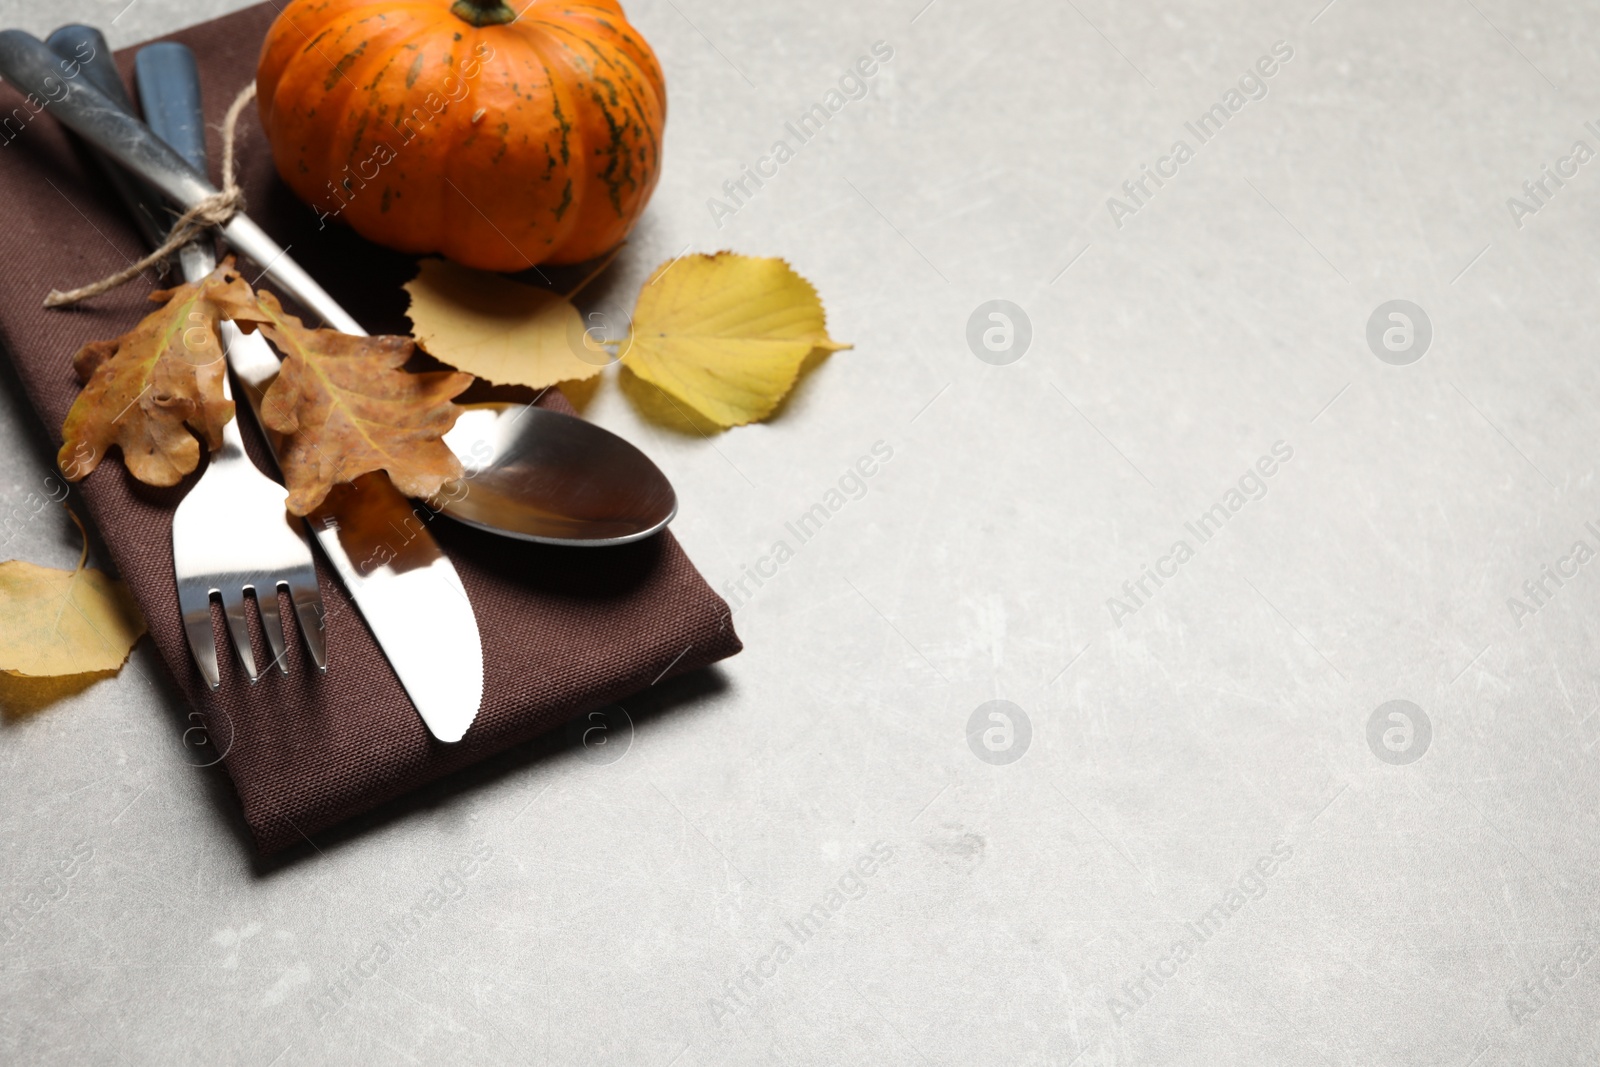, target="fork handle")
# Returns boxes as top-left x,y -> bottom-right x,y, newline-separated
124,43 -> 262,471
49,32 -> 250,471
